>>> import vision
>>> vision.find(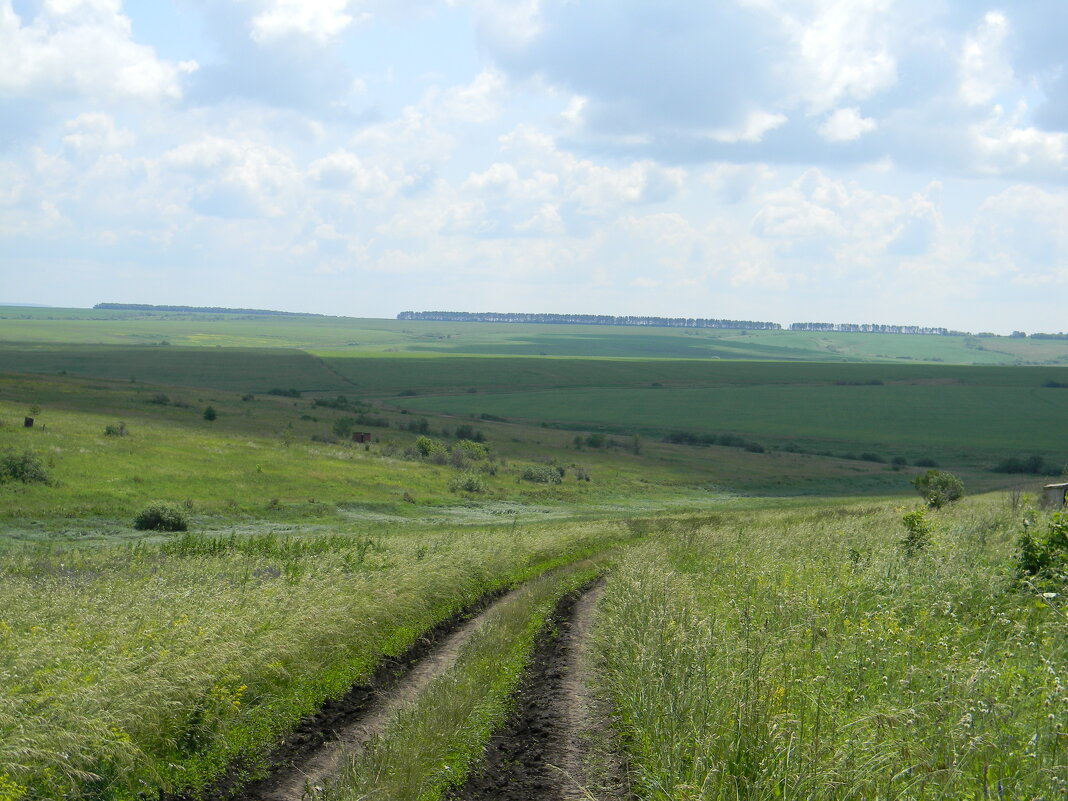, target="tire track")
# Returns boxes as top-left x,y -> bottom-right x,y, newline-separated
204,589 -> 514,801
453,581 -> 630,801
